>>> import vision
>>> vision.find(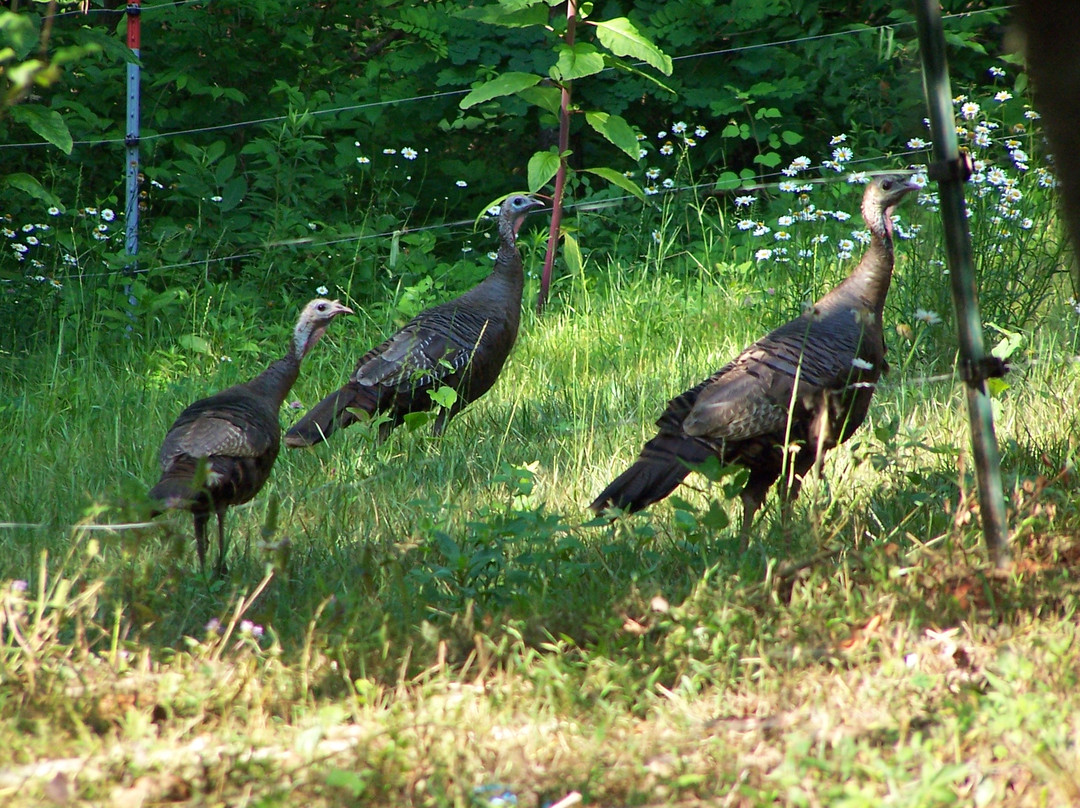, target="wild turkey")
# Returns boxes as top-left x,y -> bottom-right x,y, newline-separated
284,193 -> 544,447
149,298 -> 353,575
591,173 -> 918,537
